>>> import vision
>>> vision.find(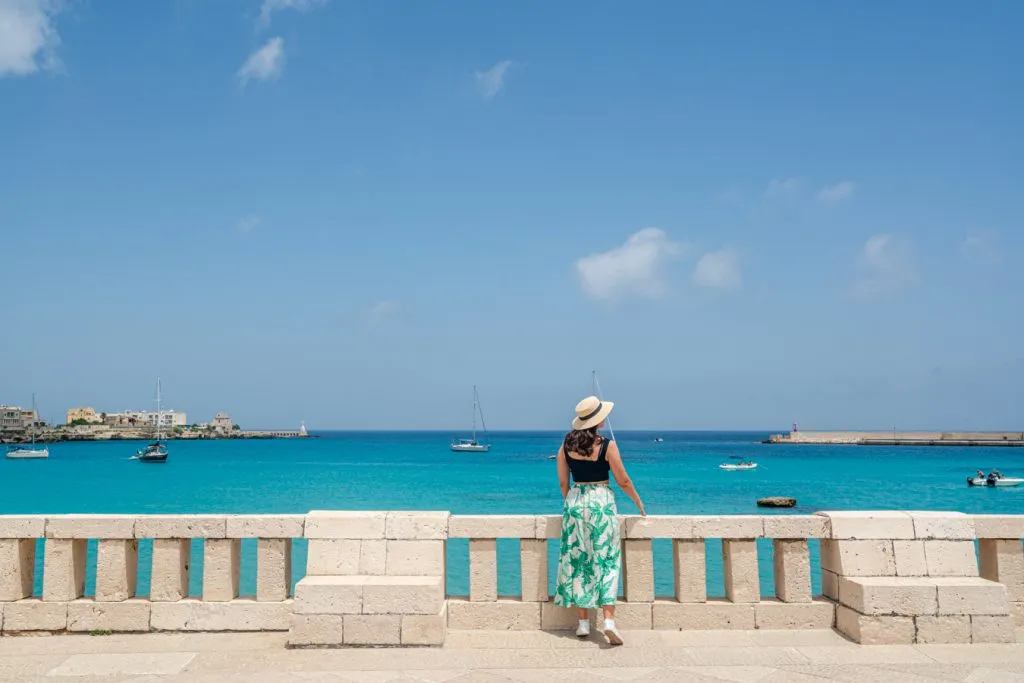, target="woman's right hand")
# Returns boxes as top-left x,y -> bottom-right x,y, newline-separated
638,502 -> 646,517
